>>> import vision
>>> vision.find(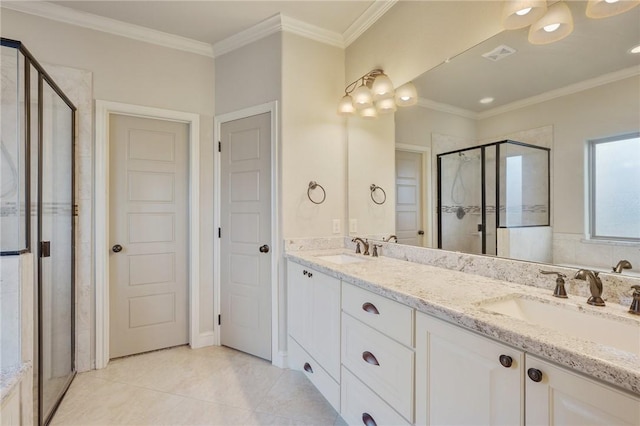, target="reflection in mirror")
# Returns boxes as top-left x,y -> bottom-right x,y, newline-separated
350,1 -> 640,273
